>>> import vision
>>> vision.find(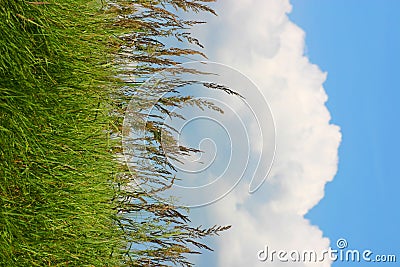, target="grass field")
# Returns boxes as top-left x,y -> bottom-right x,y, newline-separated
0,1 -> 226,266
0,1 -> 124,265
